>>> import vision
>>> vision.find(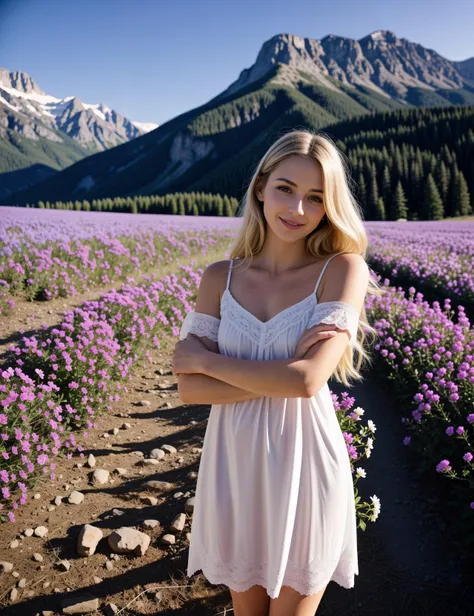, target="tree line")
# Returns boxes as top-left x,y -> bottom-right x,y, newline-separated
21,192 -> 239,216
